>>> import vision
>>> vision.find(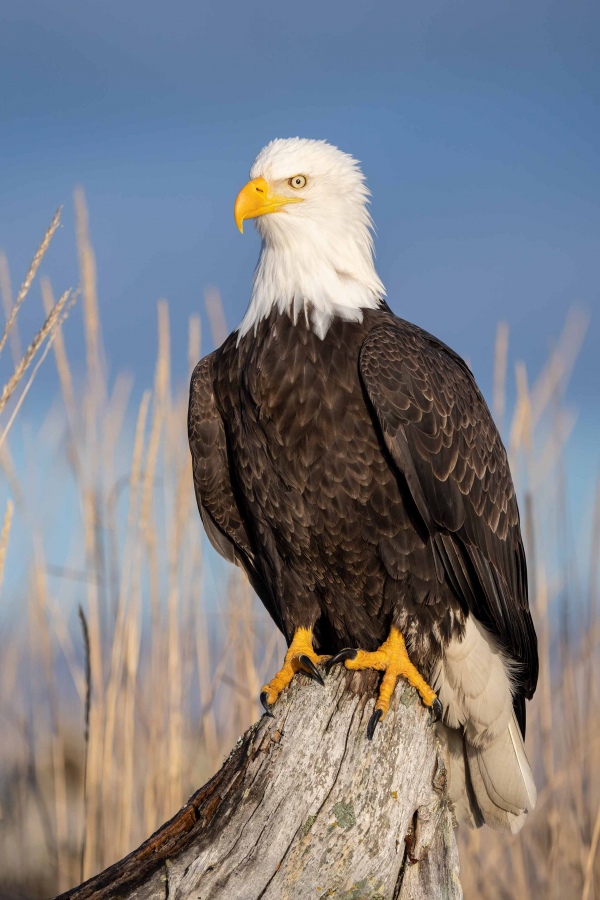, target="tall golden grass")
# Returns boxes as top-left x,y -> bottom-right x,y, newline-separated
0,195 -> 597,899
